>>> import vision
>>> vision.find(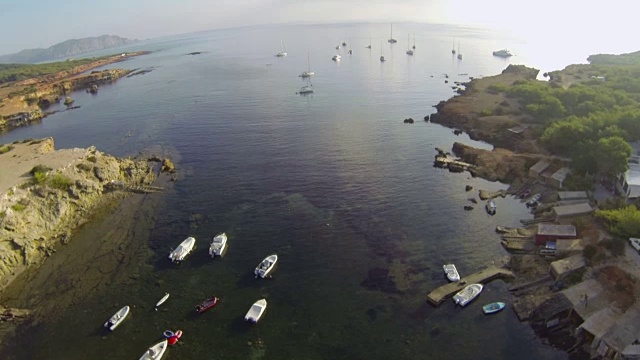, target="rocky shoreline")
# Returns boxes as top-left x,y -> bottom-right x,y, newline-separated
0,138 -> 171,293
